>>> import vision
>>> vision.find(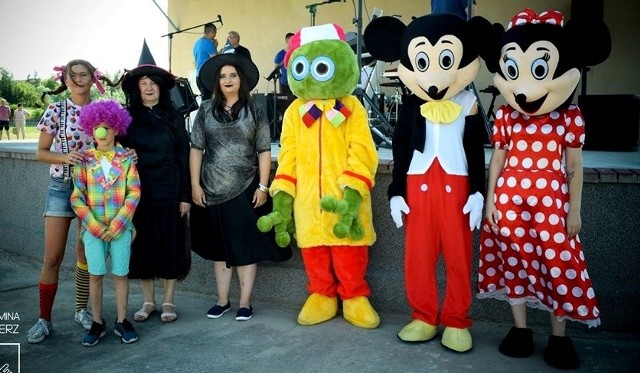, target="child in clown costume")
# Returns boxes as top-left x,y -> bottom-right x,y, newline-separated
258,23 -> 380,329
